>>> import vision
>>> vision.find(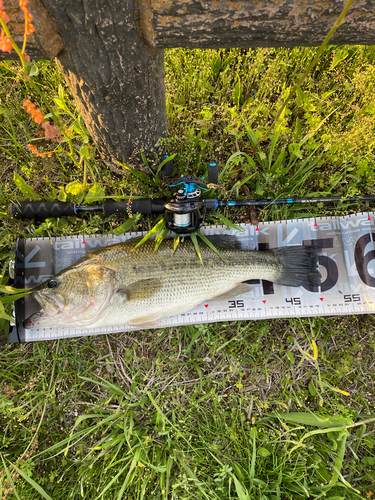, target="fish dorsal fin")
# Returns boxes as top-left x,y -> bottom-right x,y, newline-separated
204,235 -> 242,250
116,278 -> 162,301
211,283 -> 252,300
129,314 -> 161,328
